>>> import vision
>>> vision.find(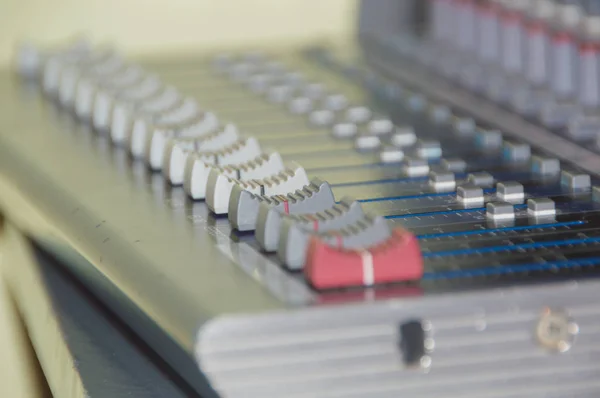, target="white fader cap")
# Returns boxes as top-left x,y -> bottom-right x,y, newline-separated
14,42 -> 42,79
